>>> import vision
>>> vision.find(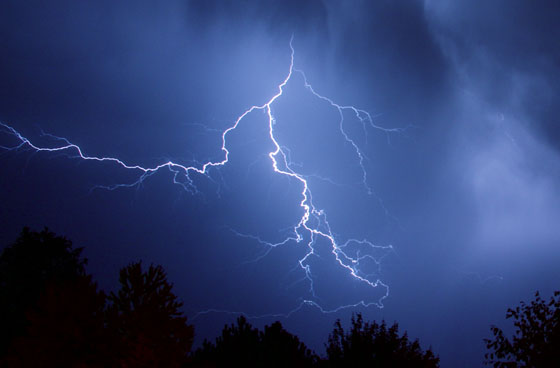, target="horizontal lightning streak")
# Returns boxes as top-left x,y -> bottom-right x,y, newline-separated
1,37 -> 397,318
